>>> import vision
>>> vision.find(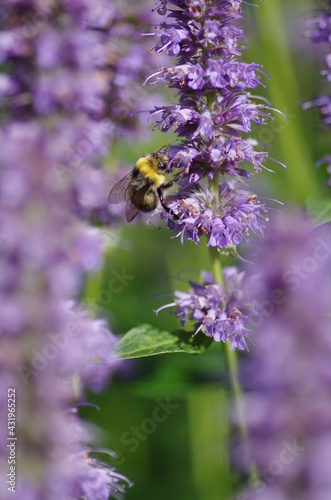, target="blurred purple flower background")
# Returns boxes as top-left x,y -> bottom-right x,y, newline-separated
235,212 -> 331,499
304,0 -> 331,184
0,0 -> 164,497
